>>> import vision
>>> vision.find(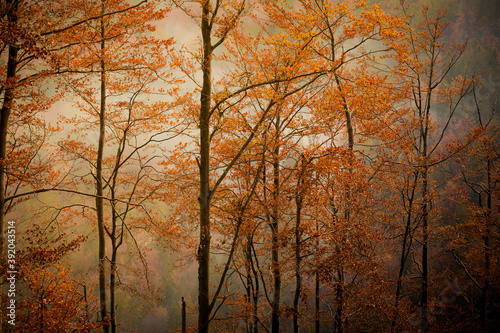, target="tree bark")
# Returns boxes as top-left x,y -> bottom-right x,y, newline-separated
293,192 -> 303,333
294,158 -> 306,333
271,115 -> 281,333
97,3 -> 108,331
182,297 -> 187,333
420,61 -> 433,333
315,219 -> 321,333
248,236 -> 259,333
334,269 -> 344,333
421,166 -> 429,333
198,2 -> 213,332
245,238 -> 254,333
335,74 -> 352,333
110,242 -> 117,333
